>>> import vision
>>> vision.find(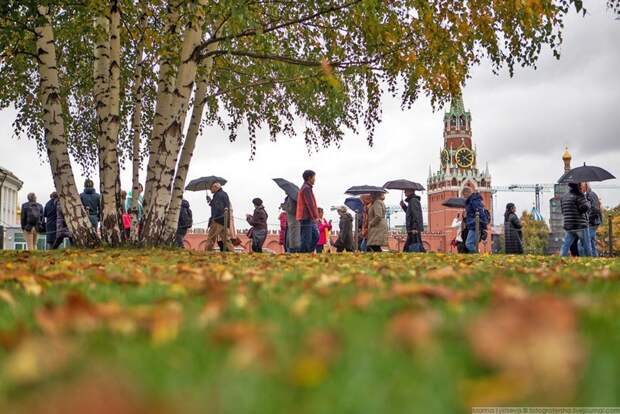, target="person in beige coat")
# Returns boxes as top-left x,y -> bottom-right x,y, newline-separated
366,192 -> 388,252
